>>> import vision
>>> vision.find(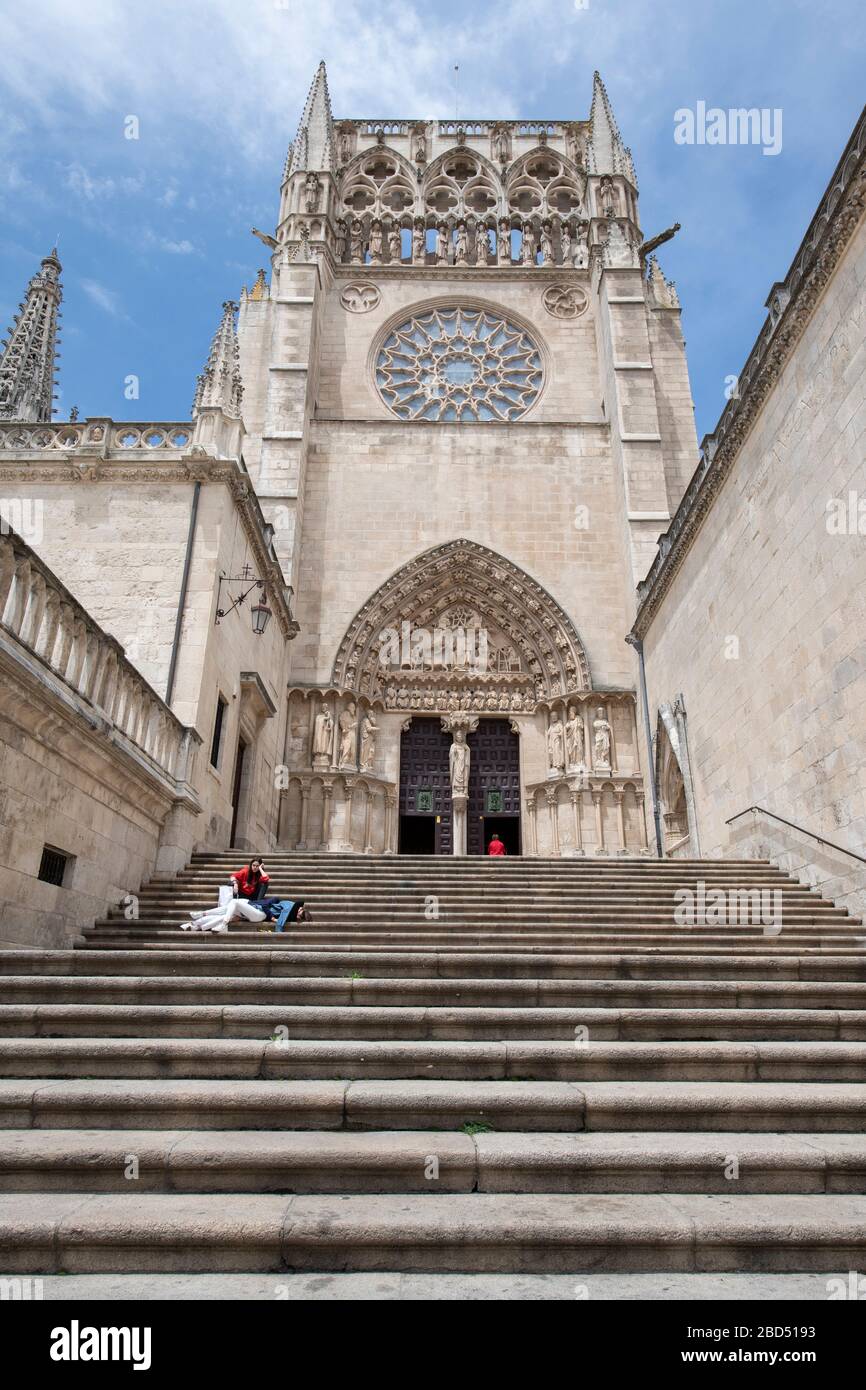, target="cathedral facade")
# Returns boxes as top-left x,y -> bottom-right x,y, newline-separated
235,63 -> 696,859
